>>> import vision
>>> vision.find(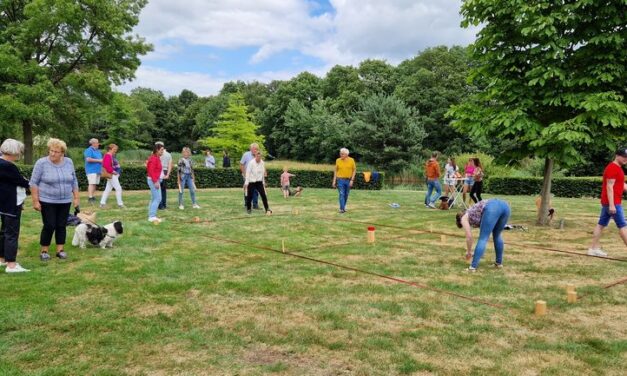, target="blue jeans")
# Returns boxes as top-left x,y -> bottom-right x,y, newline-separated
337,178 -> 351,211
178,174 -> 197,206
471,199 -> 511,269
425,179 -> 441,205
159,170 -> 168,209
147,178 -> 162,219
